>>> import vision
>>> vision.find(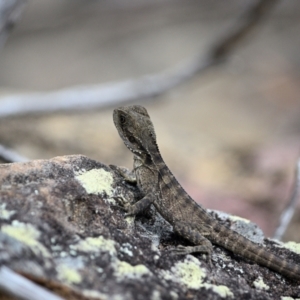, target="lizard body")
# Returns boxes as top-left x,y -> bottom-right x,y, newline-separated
113,105 -> 300,281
